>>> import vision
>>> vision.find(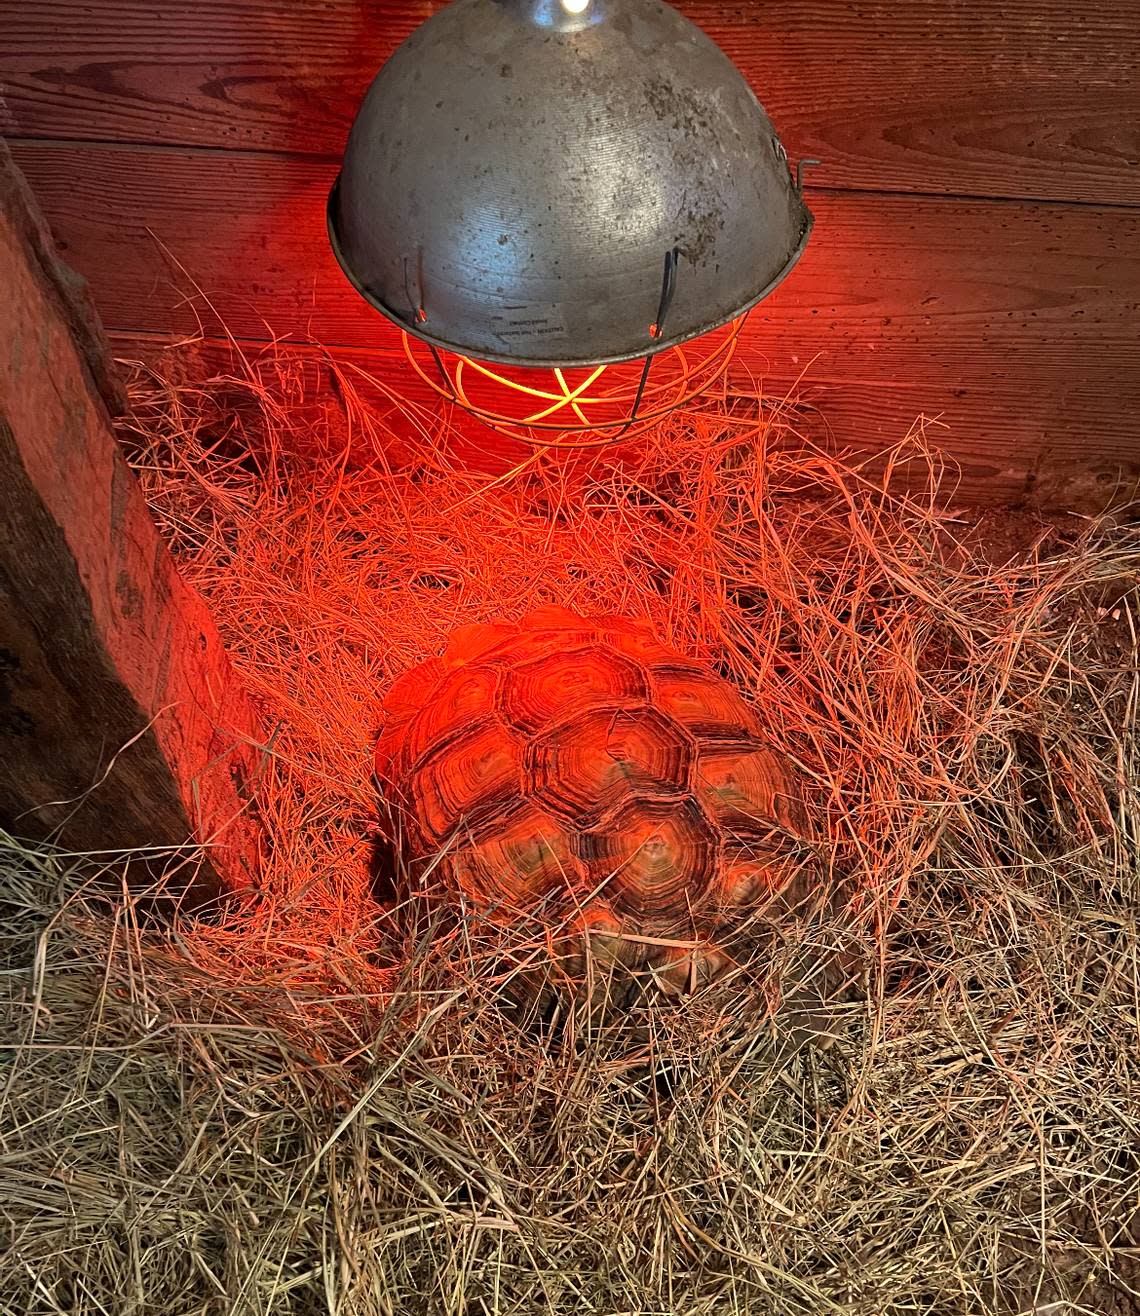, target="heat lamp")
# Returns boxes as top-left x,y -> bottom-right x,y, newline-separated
328,0 -> 812,447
